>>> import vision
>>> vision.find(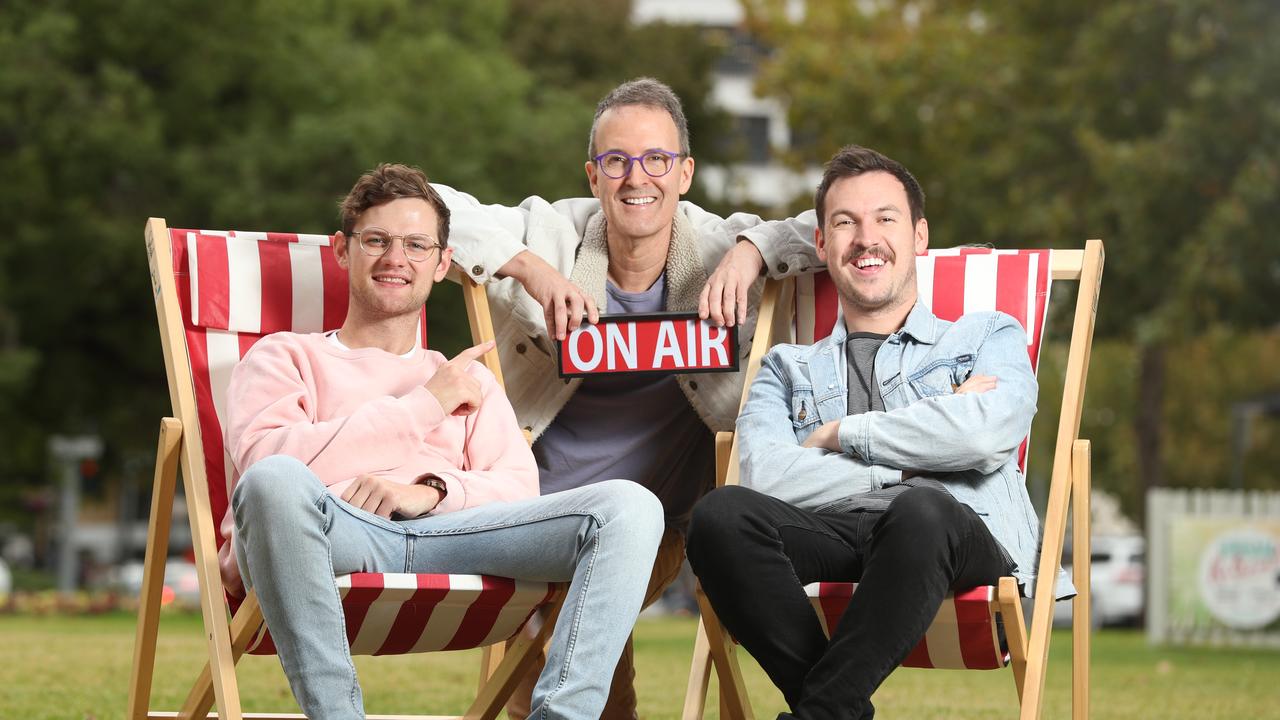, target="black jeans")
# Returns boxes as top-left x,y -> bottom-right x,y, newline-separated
686,485 -> 1013,720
